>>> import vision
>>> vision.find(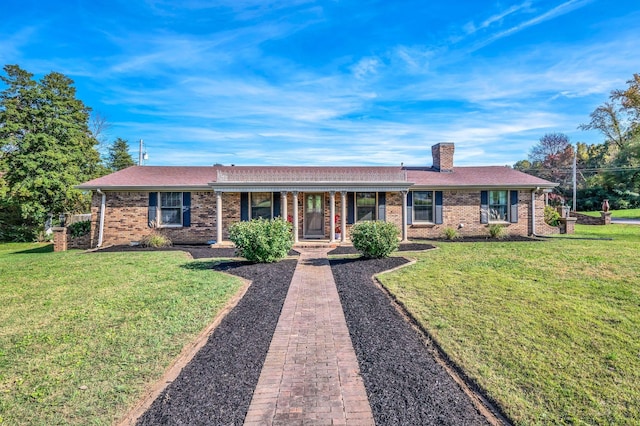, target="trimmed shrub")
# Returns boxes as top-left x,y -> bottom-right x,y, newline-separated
443,227 -> 460,240
140,232 -> 172,248
229,218 -> 293,263
544,205 -> 561,226
488,224 -> 508,240
350,221 -> 399,258
68,220 -> 91,238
